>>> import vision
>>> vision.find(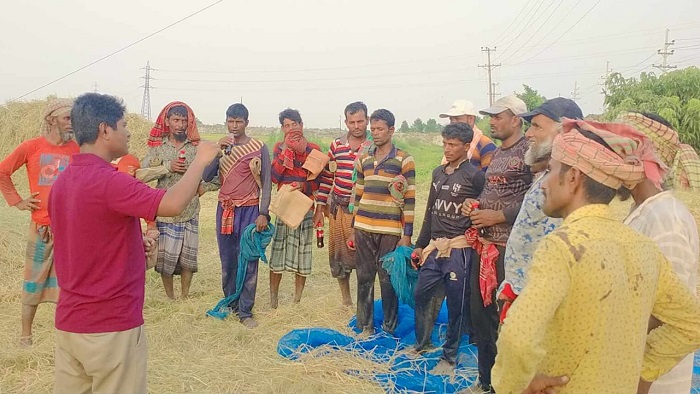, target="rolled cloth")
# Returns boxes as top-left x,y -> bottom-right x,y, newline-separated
552,119 -> 667,190
617,112 -> 680,168
148,101 -> 200,147
41,98 -> 73,135
388,175 -> 408,207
